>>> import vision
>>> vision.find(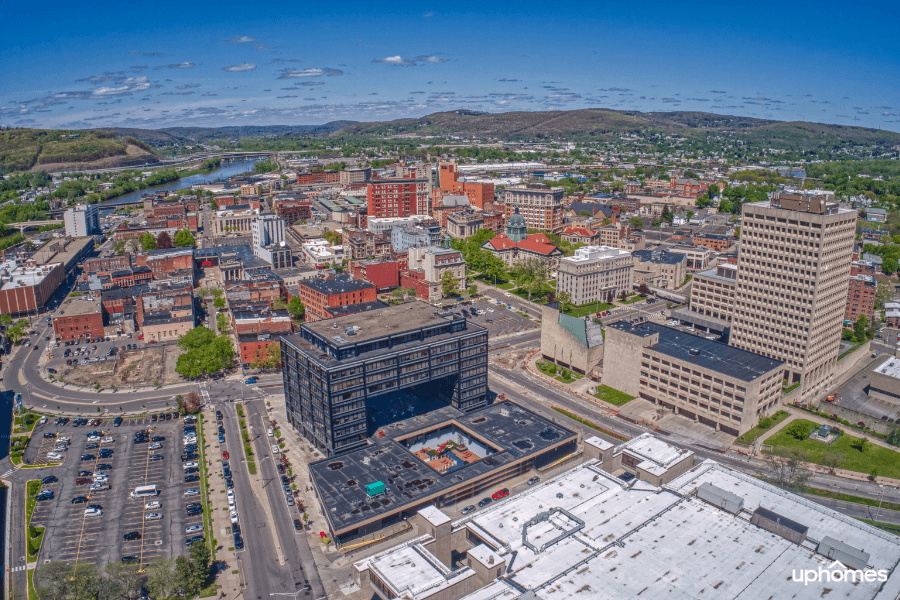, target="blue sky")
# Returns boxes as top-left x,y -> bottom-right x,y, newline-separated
2,0 -> 899,131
